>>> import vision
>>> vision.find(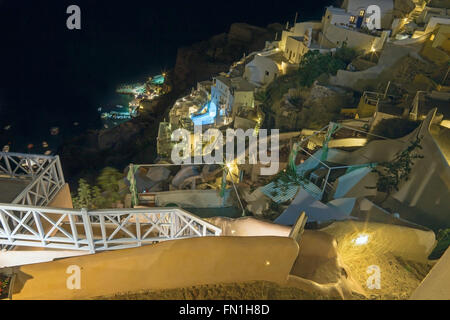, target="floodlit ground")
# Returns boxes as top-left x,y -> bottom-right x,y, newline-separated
322,221 -> 435,300
99,258 -> 431,300
98,220 -> 436,300
343,251 -> 433,299
100,281 -> 332,300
